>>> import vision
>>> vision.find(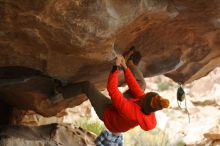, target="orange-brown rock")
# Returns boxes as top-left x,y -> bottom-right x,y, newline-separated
0,0 -> 220,118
